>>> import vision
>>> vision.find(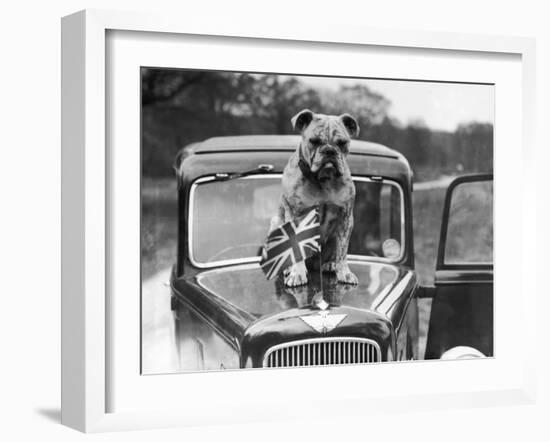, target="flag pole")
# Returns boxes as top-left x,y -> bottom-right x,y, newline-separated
318,204 -> 323,298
